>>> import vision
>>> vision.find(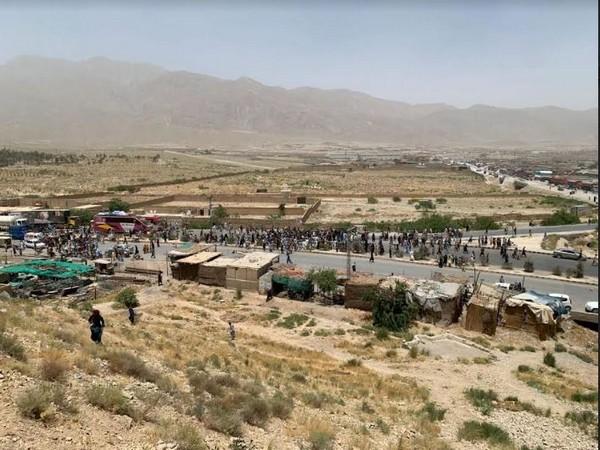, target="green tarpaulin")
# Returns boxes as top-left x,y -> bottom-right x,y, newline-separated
272,274 -> 313,300
0,259 -> 94,279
